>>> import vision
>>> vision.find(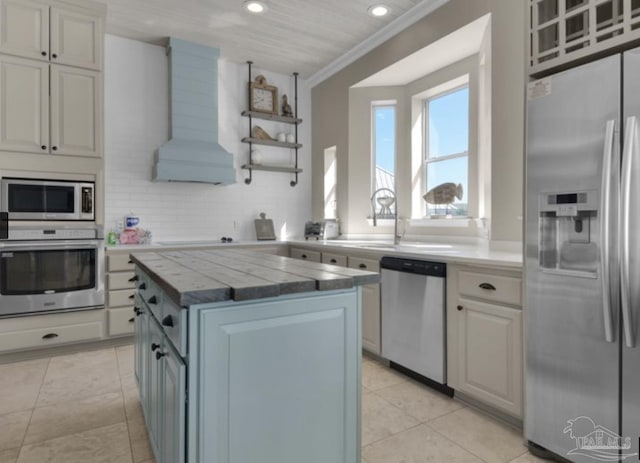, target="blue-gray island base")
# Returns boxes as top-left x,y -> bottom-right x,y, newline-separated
129,249 -> 380,463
